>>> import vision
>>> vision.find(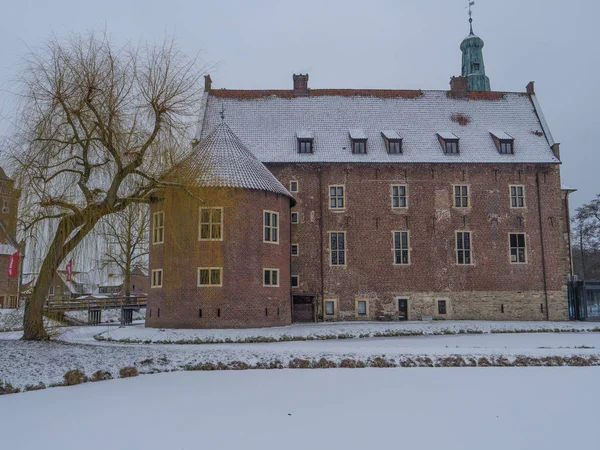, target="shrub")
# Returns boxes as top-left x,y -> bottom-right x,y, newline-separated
311,358 -> 337,369
119,367 -> 139,378
91,370 -> 113,382
0,381 -> 21,395
288,358 -> 311,369
64,370 -> 87,386
24,383 -> 46,392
